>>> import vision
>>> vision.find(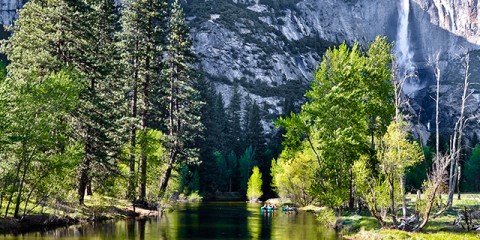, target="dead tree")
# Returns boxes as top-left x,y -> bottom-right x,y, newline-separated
447,53 -> 472,207
415,52 -> 472,230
